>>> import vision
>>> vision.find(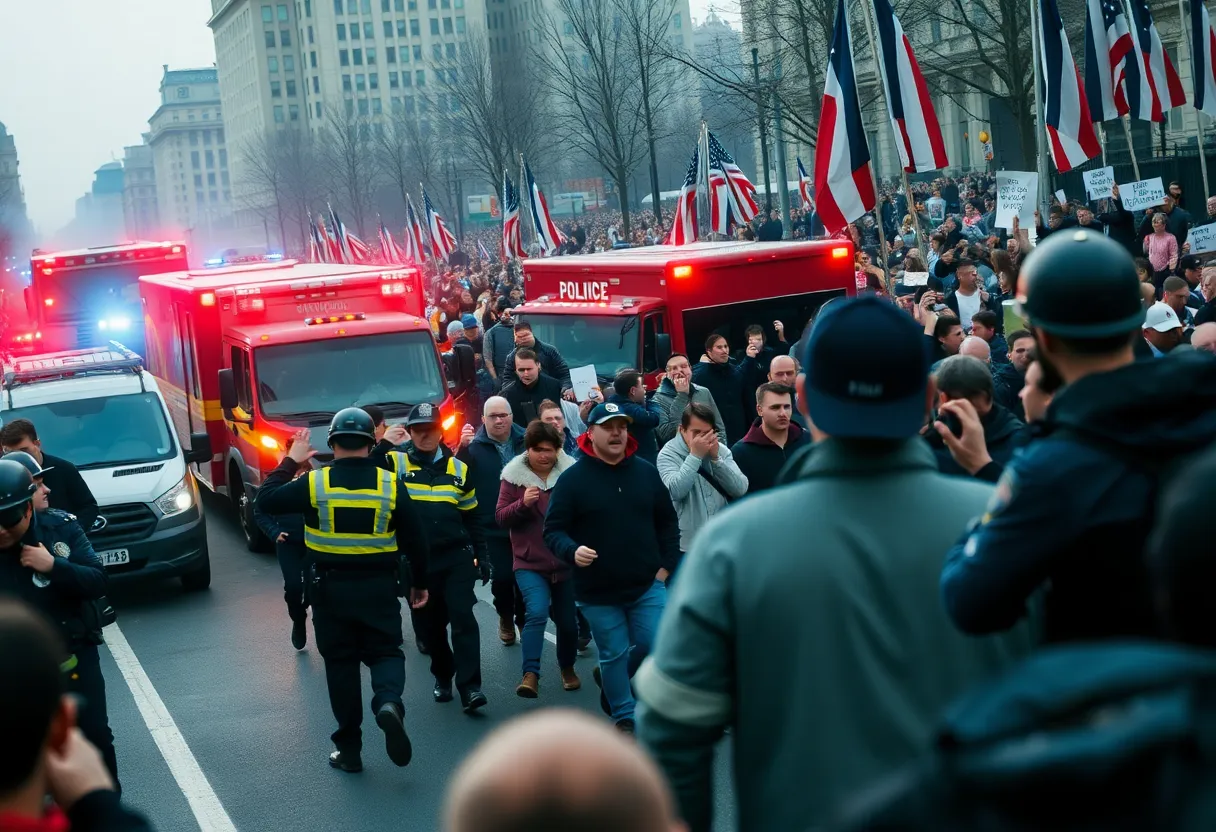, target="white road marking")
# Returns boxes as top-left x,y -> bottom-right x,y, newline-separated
104,623 -> 237,832
544,631 -> 557,645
